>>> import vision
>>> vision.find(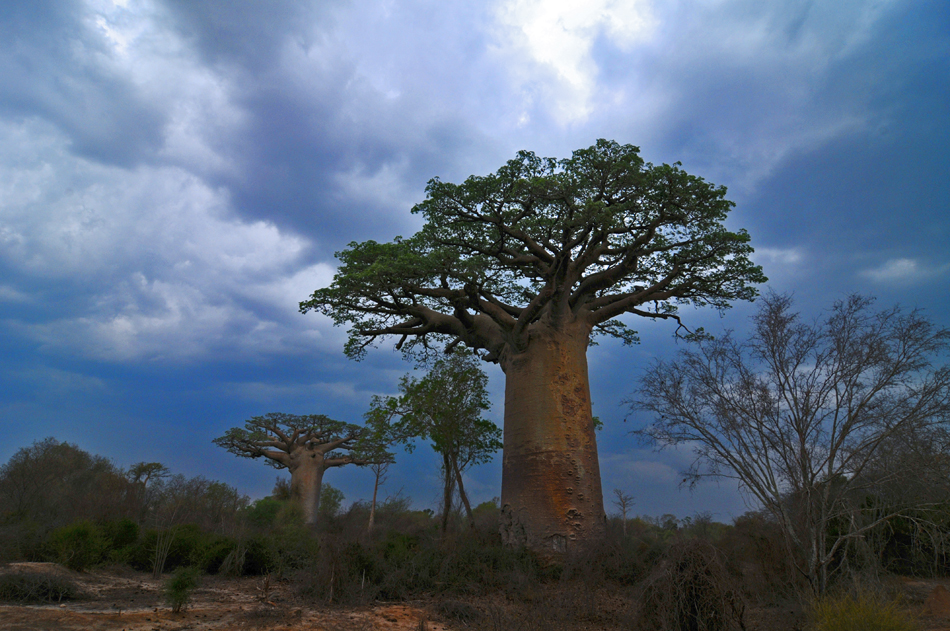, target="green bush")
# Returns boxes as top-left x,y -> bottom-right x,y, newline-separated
164,566 -> 201,613
245,497 -> 286,529
99,517 -> 139,550
128,524 -> 238,574
0,572 -> 82,603
809,592 -> 919,631
241,535 -> 277,575
45,521 -> 107,571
